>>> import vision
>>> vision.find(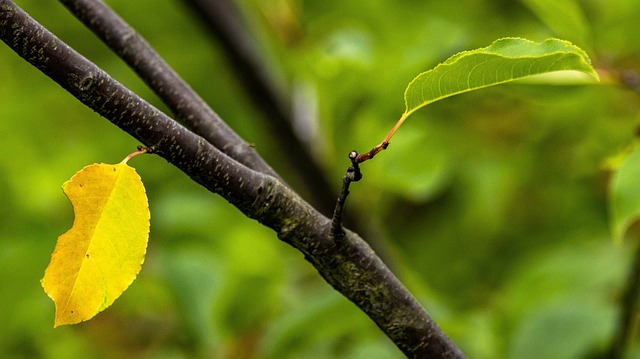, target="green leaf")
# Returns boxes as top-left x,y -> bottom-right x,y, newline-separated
521,0 -> 591,48
609,144 -> 640,242
403,38 -> 598,118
